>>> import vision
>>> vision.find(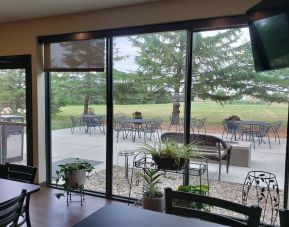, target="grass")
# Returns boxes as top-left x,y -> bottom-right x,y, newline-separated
51,102 -> 288,130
